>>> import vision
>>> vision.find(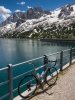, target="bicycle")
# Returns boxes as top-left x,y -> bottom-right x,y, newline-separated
18,55 -> 58,99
